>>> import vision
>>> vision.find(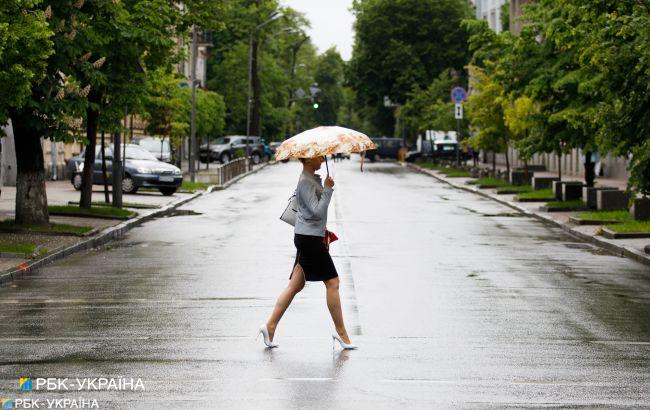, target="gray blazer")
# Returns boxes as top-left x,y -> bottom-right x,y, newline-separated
294,170 -> 333,237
